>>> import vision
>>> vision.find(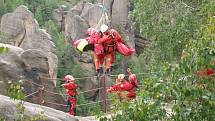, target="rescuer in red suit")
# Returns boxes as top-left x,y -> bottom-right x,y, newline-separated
63,75 -> 78,116
126,68 -> 139,100
86,28 -> 105,77
107,73 -> 138,101
98,24 -> 123,74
